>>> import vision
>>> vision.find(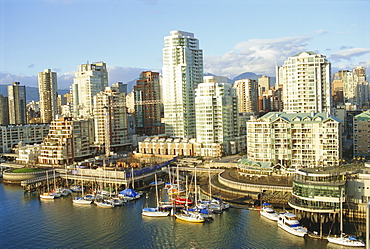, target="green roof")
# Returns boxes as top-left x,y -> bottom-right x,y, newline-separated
354,110 -> 370,121
257,112 -> 342,124
238,158 -> 271,169
292,51 -> 318,57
